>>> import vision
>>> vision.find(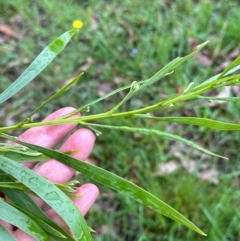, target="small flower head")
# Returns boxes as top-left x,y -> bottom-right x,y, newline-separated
72,20 -> 83,29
